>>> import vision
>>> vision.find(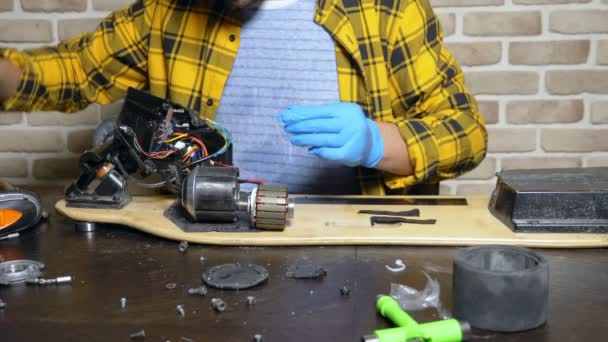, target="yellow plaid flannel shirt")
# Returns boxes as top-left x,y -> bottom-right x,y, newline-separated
1,0 -> 487,195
